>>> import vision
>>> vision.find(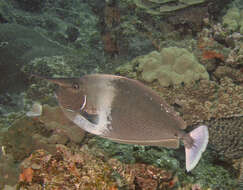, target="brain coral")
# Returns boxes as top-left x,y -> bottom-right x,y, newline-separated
136,47 -> 209,86
205,117 -> 243,159
222,7 -> 243,34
